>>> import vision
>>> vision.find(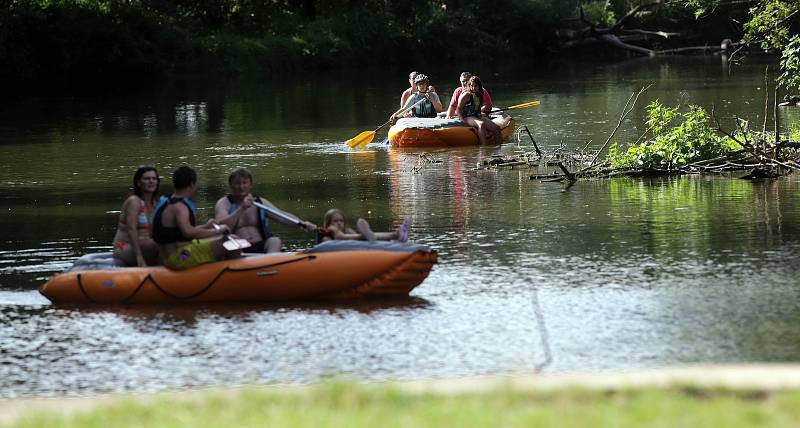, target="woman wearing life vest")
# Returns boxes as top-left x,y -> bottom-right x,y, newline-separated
457,76 -> 501,145
111,166 -> 161,266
